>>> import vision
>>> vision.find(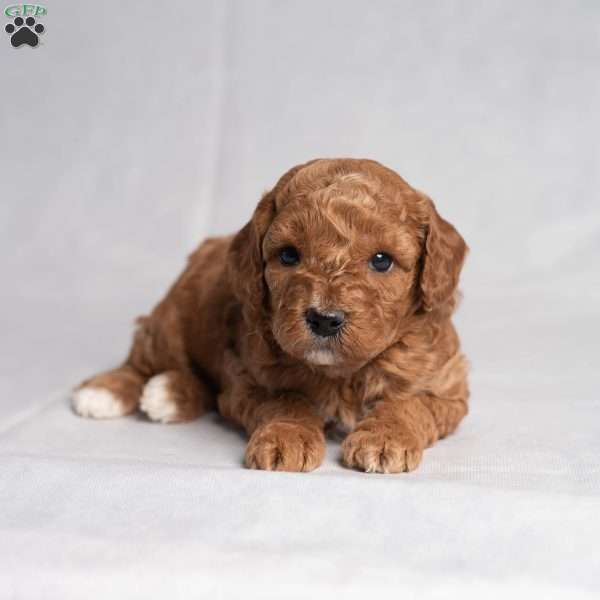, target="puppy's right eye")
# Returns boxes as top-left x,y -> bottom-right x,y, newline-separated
369,252 -> 394,272
279,246 -> 300,266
